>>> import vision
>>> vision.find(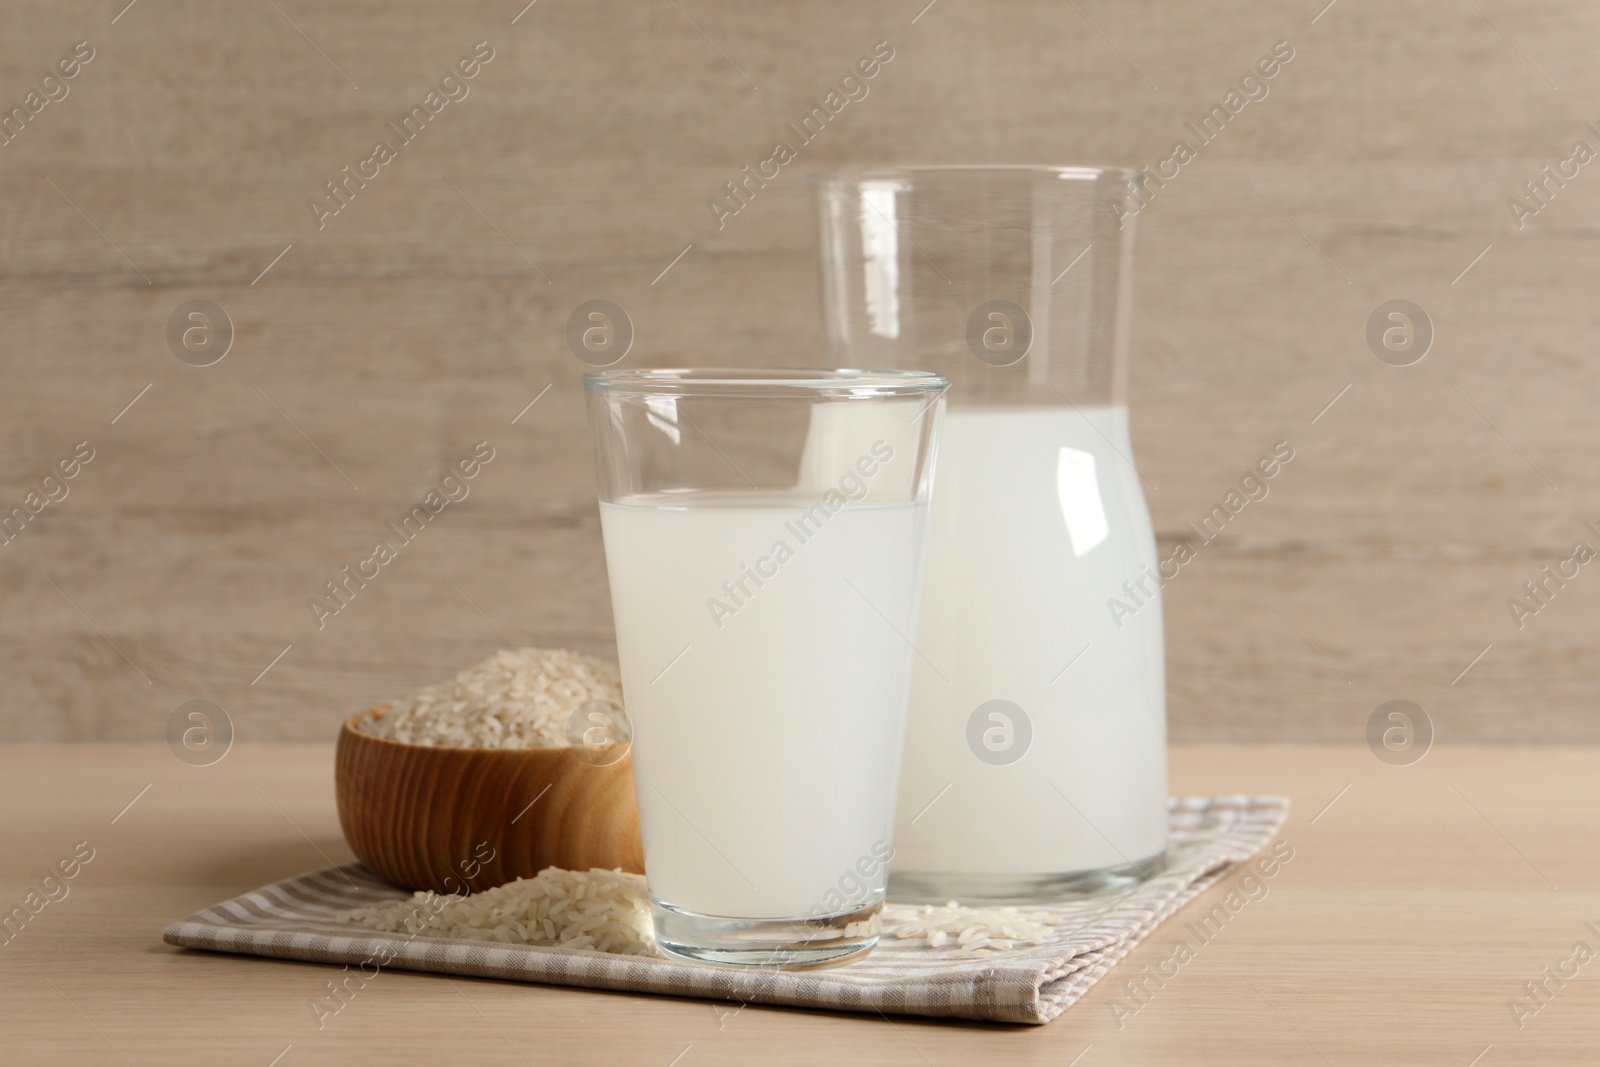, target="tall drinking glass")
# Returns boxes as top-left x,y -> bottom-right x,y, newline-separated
813,166 -> 1168,902
585,368 -> 946,966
